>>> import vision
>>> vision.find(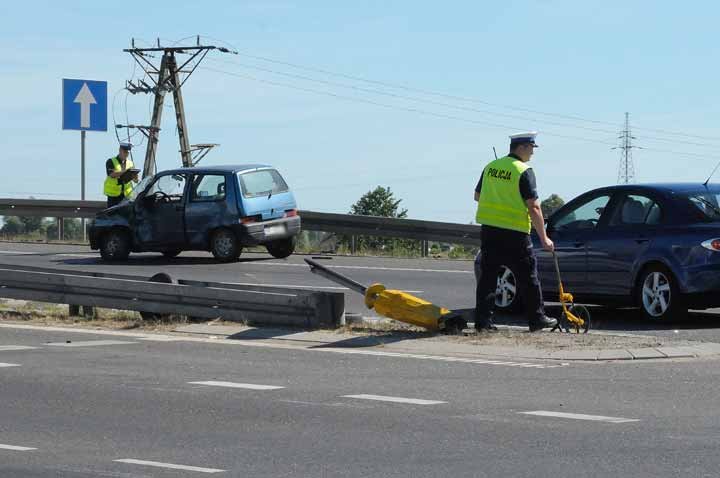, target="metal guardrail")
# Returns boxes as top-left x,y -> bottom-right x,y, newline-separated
0,264 -> 344,328
0,198 -> 482,246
